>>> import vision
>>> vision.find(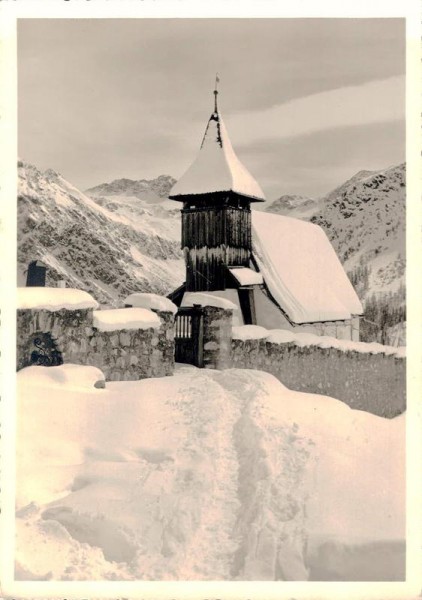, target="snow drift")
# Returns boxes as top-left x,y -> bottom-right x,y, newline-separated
16,365 -> 404,581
